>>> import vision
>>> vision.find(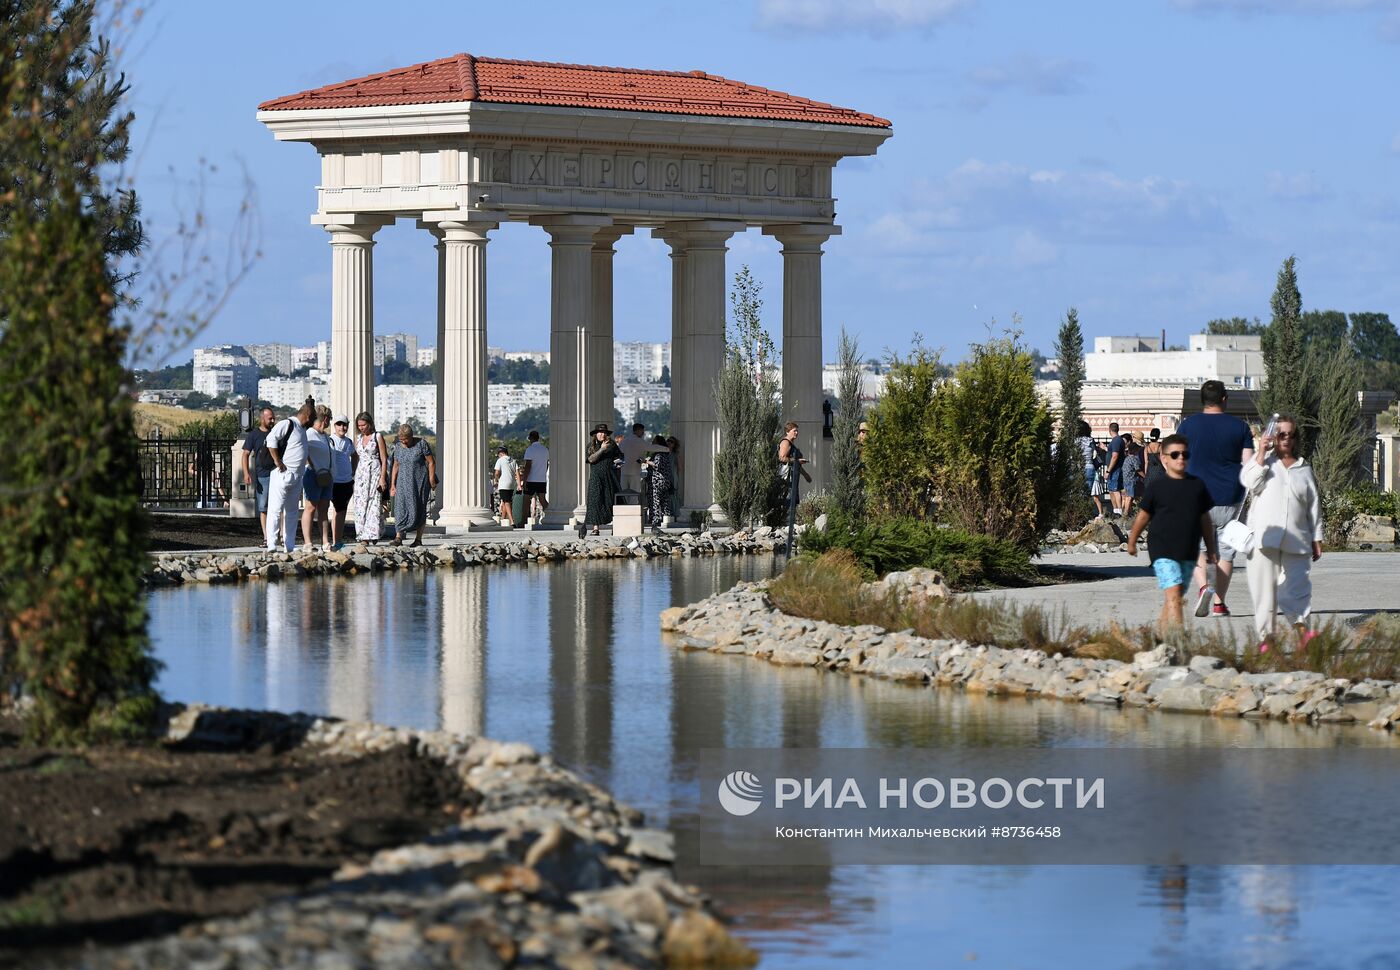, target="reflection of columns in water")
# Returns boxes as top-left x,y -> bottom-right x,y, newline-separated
264,580 -> 296,714
327,574 -> 376,722
547,565 -> 615,776
440,566 -> 487,736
